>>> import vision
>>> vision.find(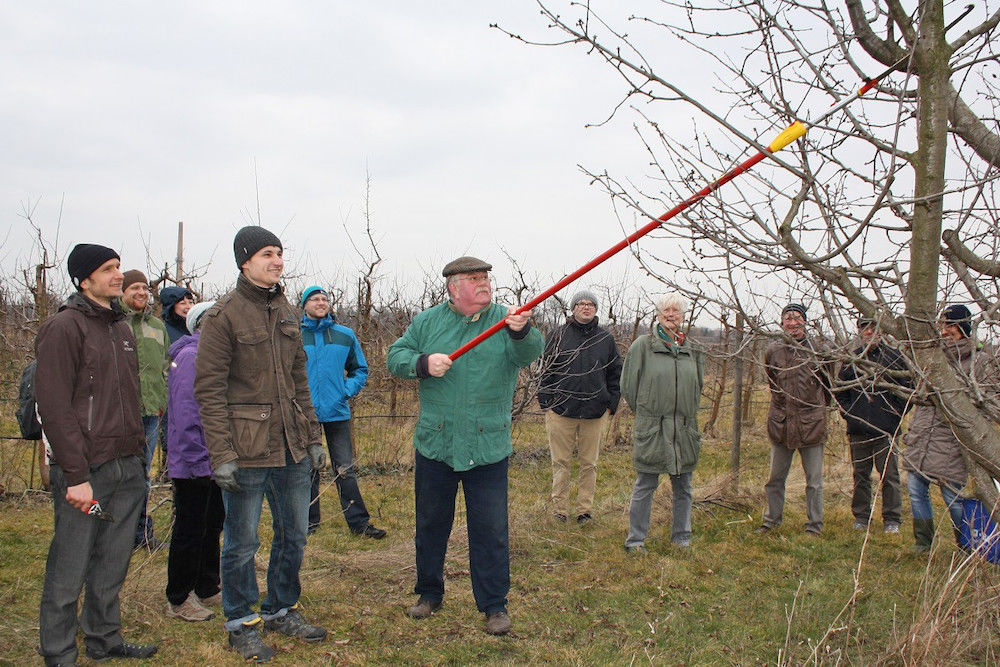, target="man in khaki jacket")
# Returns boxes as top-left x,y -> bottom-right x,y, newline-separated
195,226 -> 327,663
756,303 -> 834,536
